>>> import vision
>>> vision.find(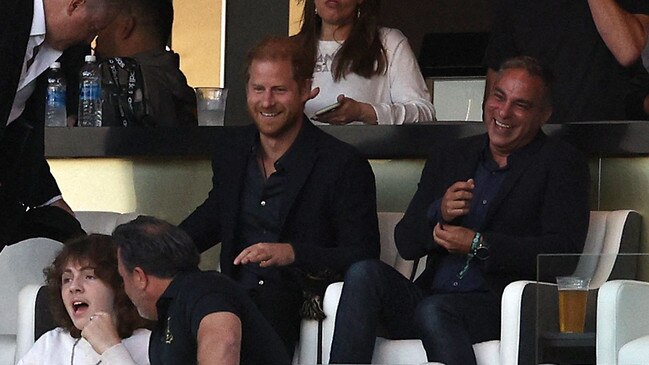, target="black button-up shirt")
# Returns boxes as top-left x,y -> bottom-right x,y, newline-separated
236,136 -> 296,288
427,145 -> 509,293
